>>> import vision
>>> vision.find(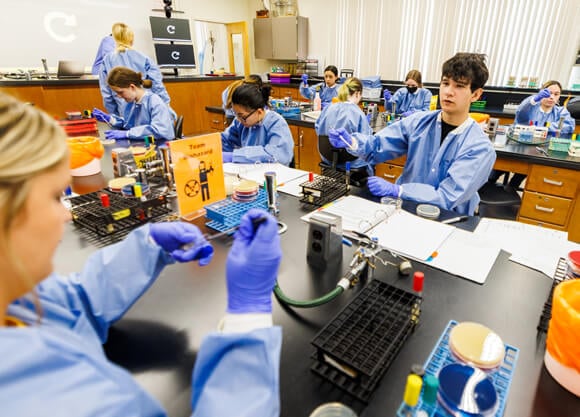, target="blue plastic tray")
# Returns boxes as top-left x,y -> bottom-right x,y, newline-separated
396,320 -> 519,417
204,189 -> 269,232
